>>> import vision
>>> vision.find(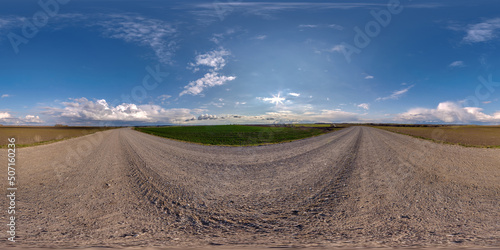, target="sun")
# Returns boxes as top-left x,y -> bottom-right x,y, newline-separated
269,93 -> 285,106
